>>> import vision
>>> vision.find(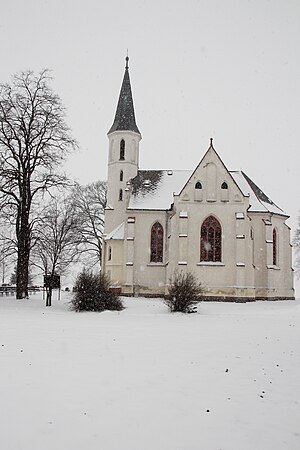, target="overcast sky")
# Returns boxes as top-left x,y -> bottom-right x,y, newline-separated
1,0 -> 299,235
